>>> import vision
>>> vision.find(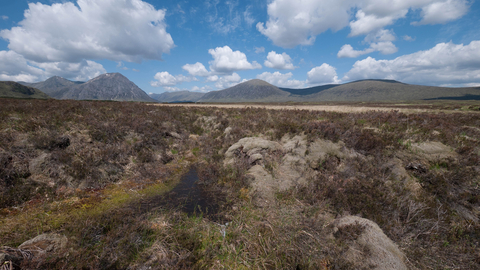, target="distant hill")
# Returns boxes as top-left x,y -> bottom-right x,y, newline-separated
0,81 -> 50,99
280,84 -> 339,96
195,79 -> 480,103
20,73 -> 156,102
150,91 -> 205,103
198,79 -> 292,103
307,80 -> 480,102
